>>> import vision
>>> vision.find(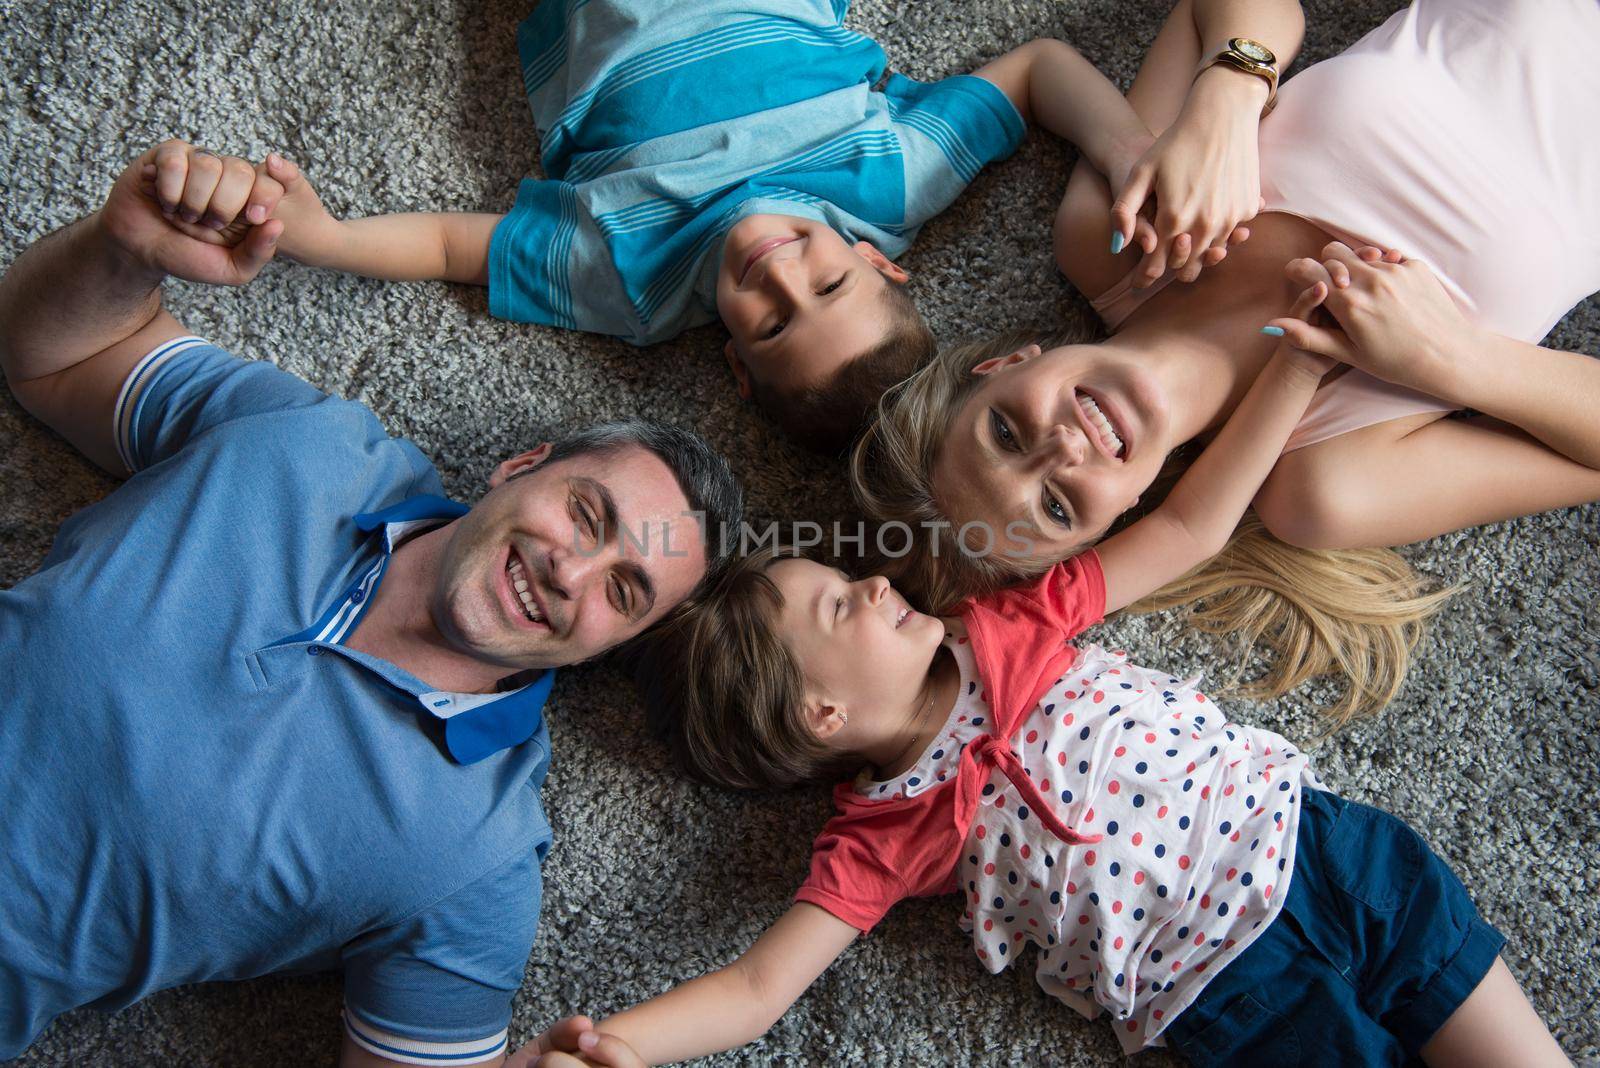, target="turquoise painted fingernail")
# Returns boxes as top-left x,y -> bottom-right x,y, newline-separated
1110,232 -> 1125,255
1259,326 -> 1285,337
